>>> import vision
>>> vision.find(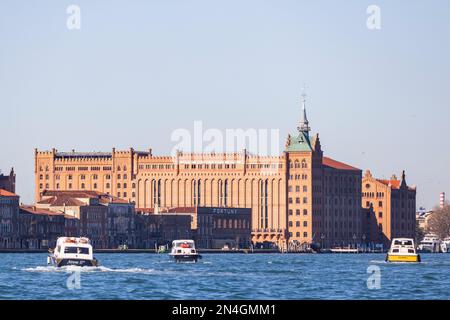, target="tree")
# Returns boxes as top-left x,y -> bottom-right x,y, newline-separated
427,205 -> 450,239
